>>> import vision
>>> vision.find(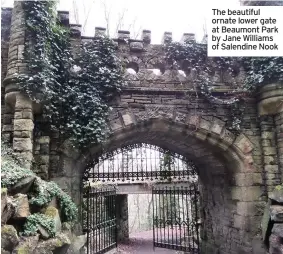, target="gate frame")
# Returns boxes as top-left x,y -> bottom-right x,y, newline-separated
152,184 -> 201,253
83,184 -> 117,254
